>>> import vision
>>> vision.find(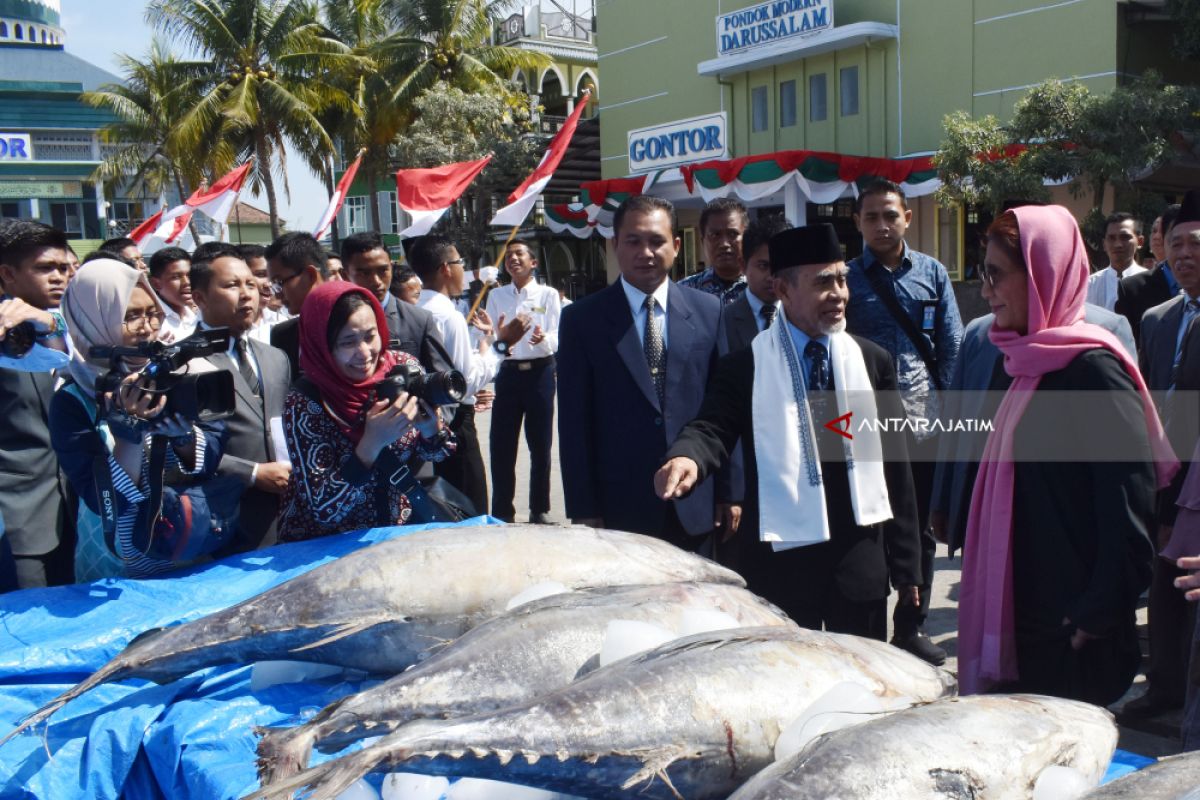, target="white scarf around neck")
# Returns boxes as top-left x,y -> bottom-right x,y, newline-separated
750,318 -> 892,550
